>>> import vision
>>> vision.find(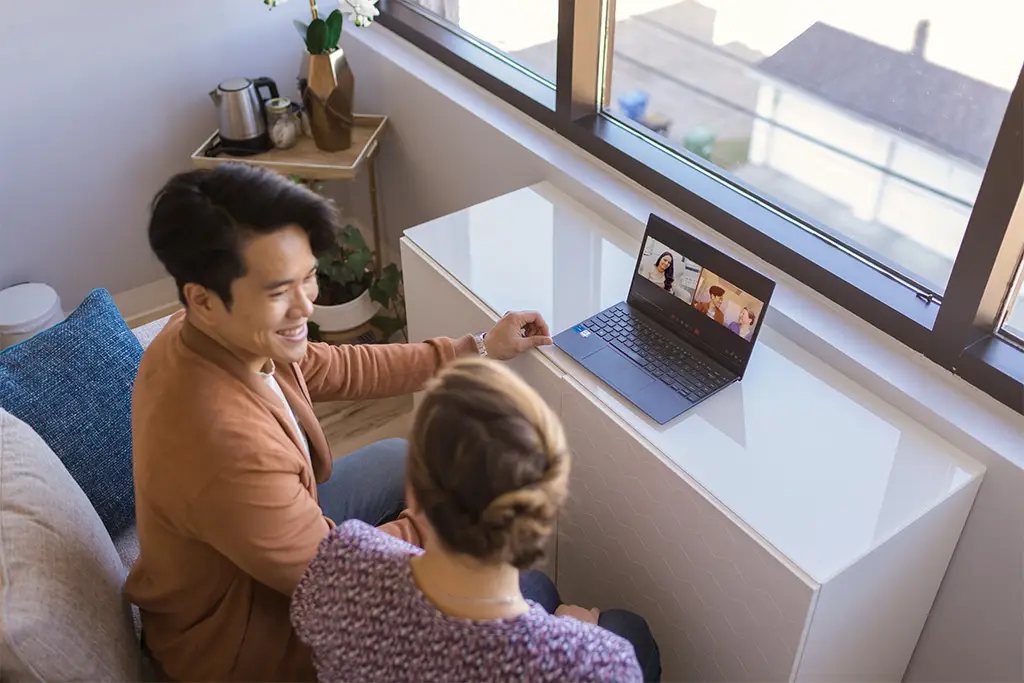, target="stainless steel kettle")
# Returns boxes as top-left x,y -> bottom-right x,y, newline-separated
209,77 -> 279,155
